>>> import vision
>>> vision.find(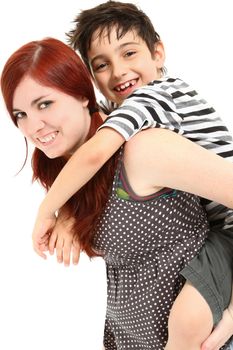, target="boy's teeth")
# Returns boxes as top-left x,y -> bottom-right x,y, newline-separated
120,82 -> 130,89
116,80 -> 136,92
